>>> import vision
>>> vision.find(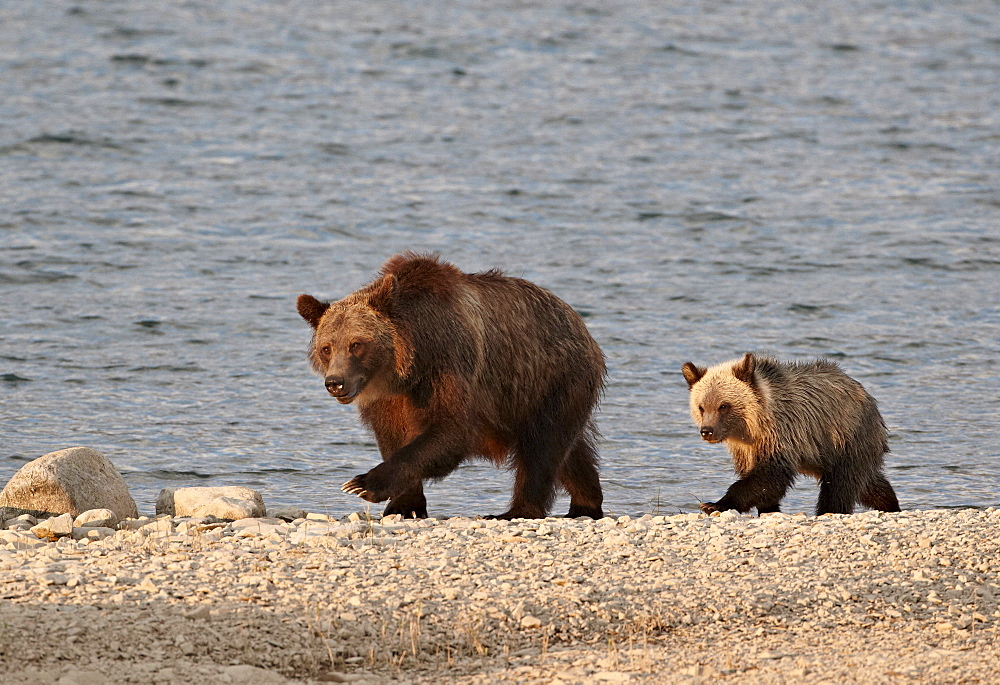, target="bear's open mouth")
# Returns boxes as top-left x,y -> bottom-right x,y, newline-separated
329,384 -> 363,404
